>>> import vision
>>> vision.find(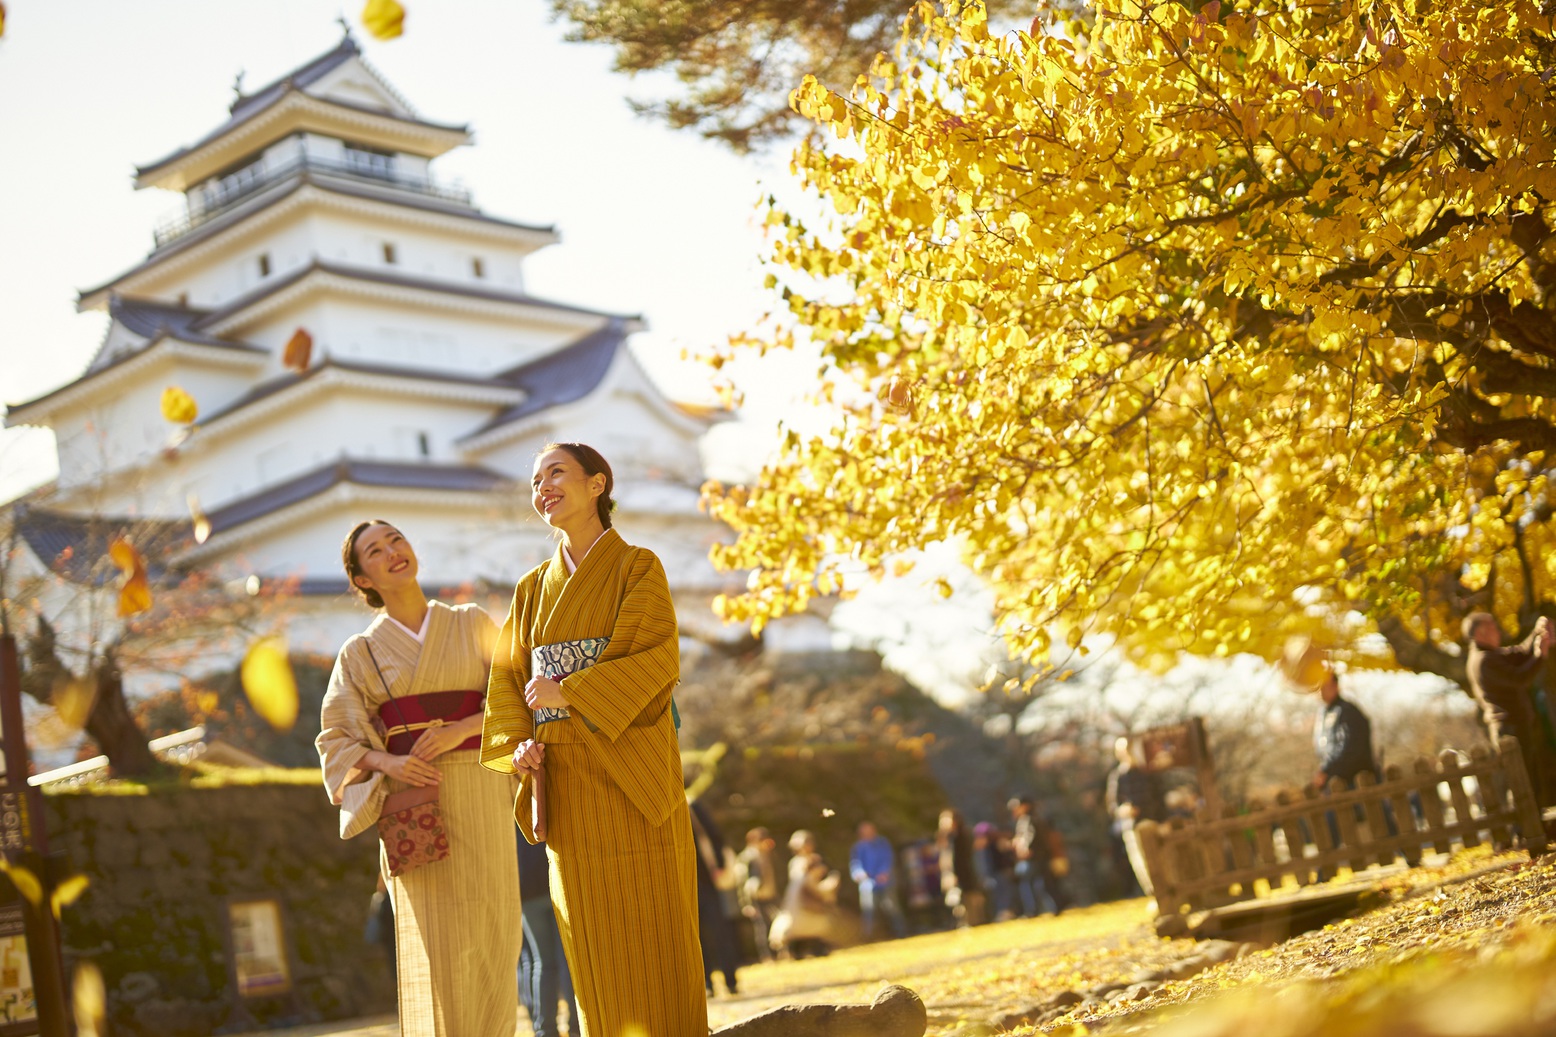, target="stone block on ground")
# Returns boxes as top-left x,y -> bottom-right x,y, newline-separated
712,984 -> 926,1037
